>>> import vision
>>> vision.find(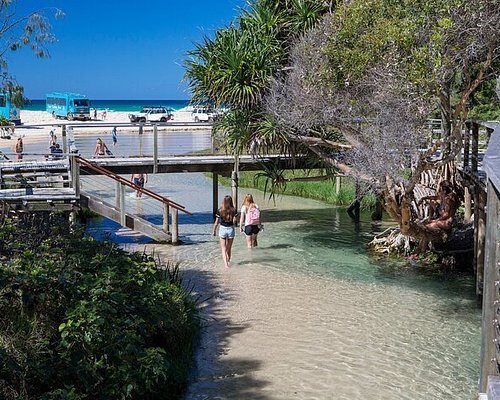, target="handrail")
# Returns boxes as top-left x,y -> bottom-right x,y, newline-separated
75,156 -> 191,214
